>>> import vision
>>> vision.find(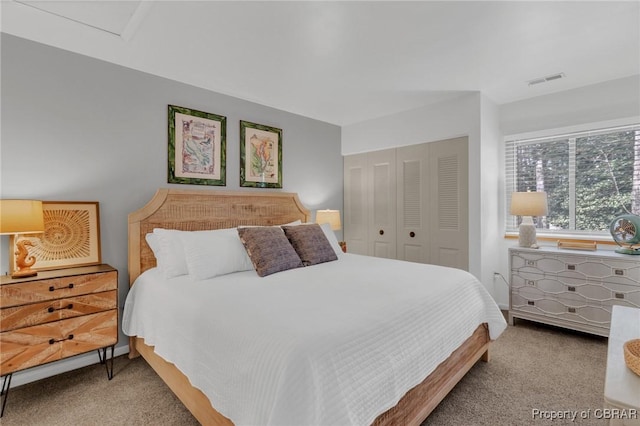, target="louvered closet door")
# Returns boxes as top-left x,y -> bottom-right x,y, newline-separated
396,144 -> 429,263
344,153 -> 368,255
429,137 -> 469,270
368,149 -> 396,259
